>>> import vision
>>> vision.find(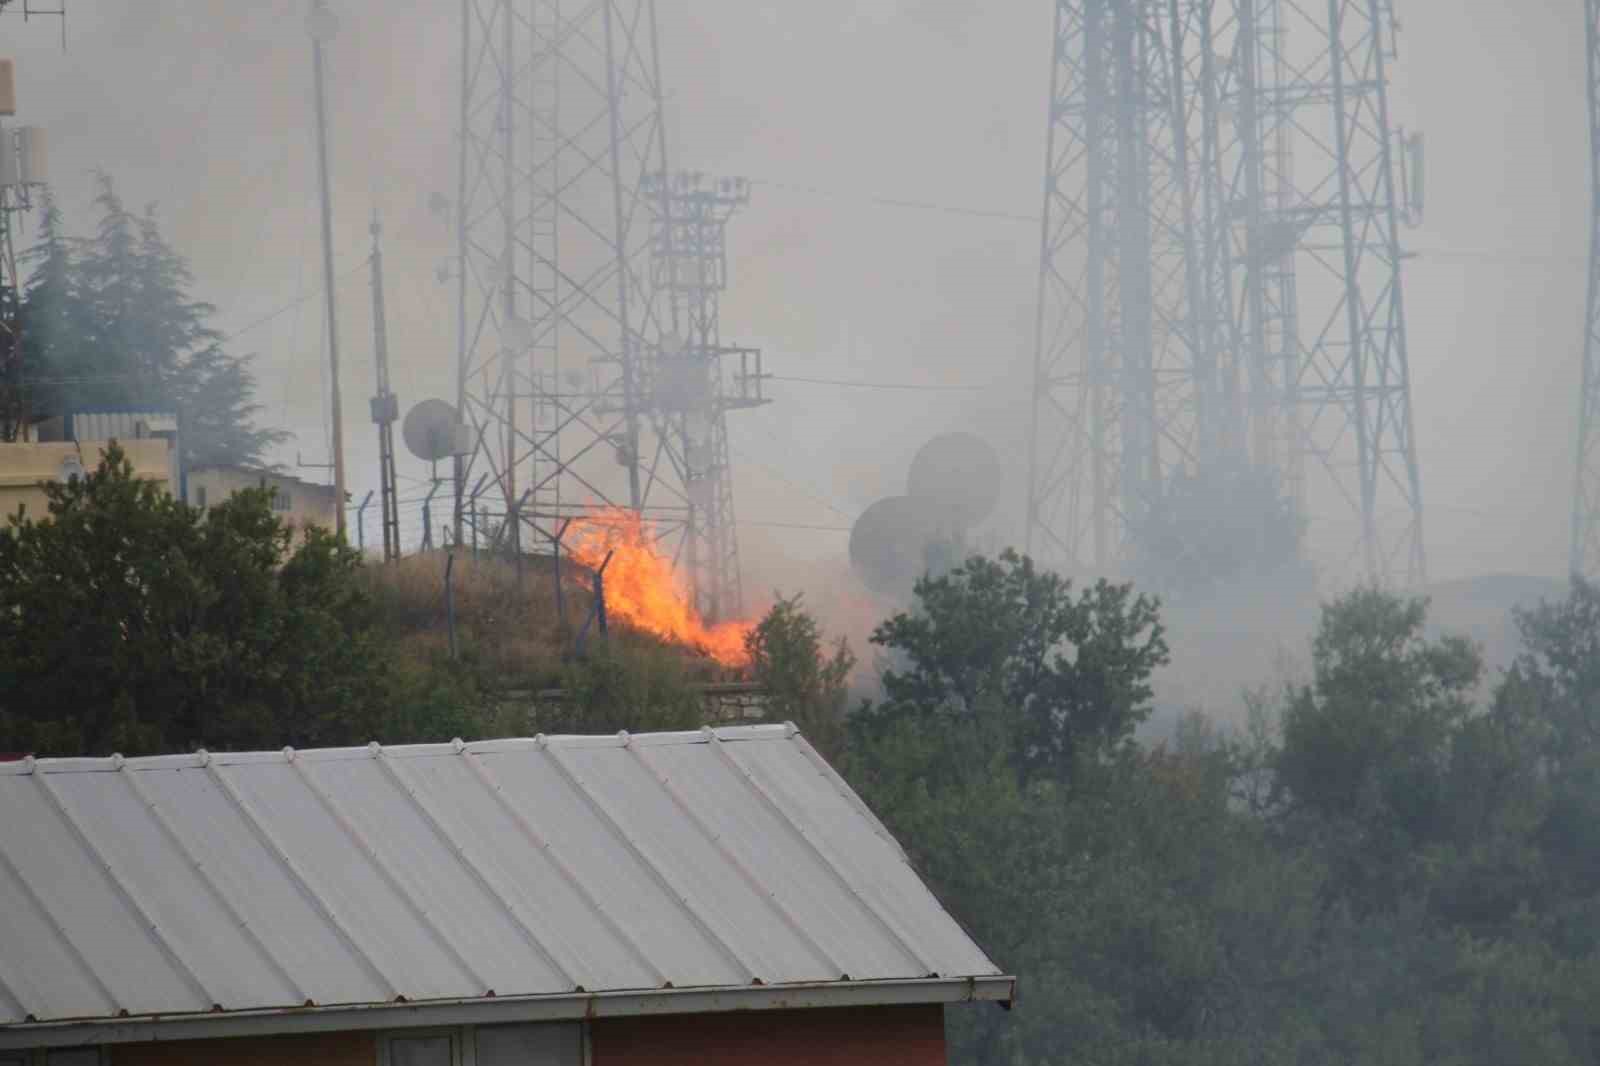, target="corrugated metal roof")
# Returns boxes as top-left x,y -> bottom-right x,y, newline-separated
0,725 -> 1005,1032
